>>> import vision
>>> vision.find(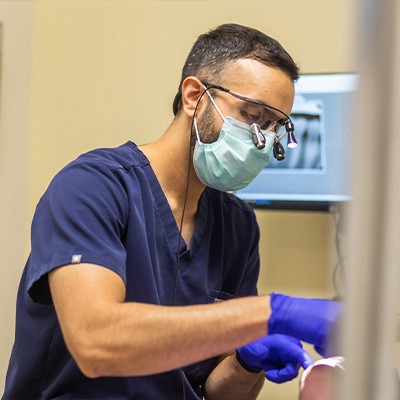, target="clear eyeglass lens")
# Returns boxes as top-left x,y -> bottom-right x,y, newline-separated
235,99 -> 284,133
275,123 -> 286,136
